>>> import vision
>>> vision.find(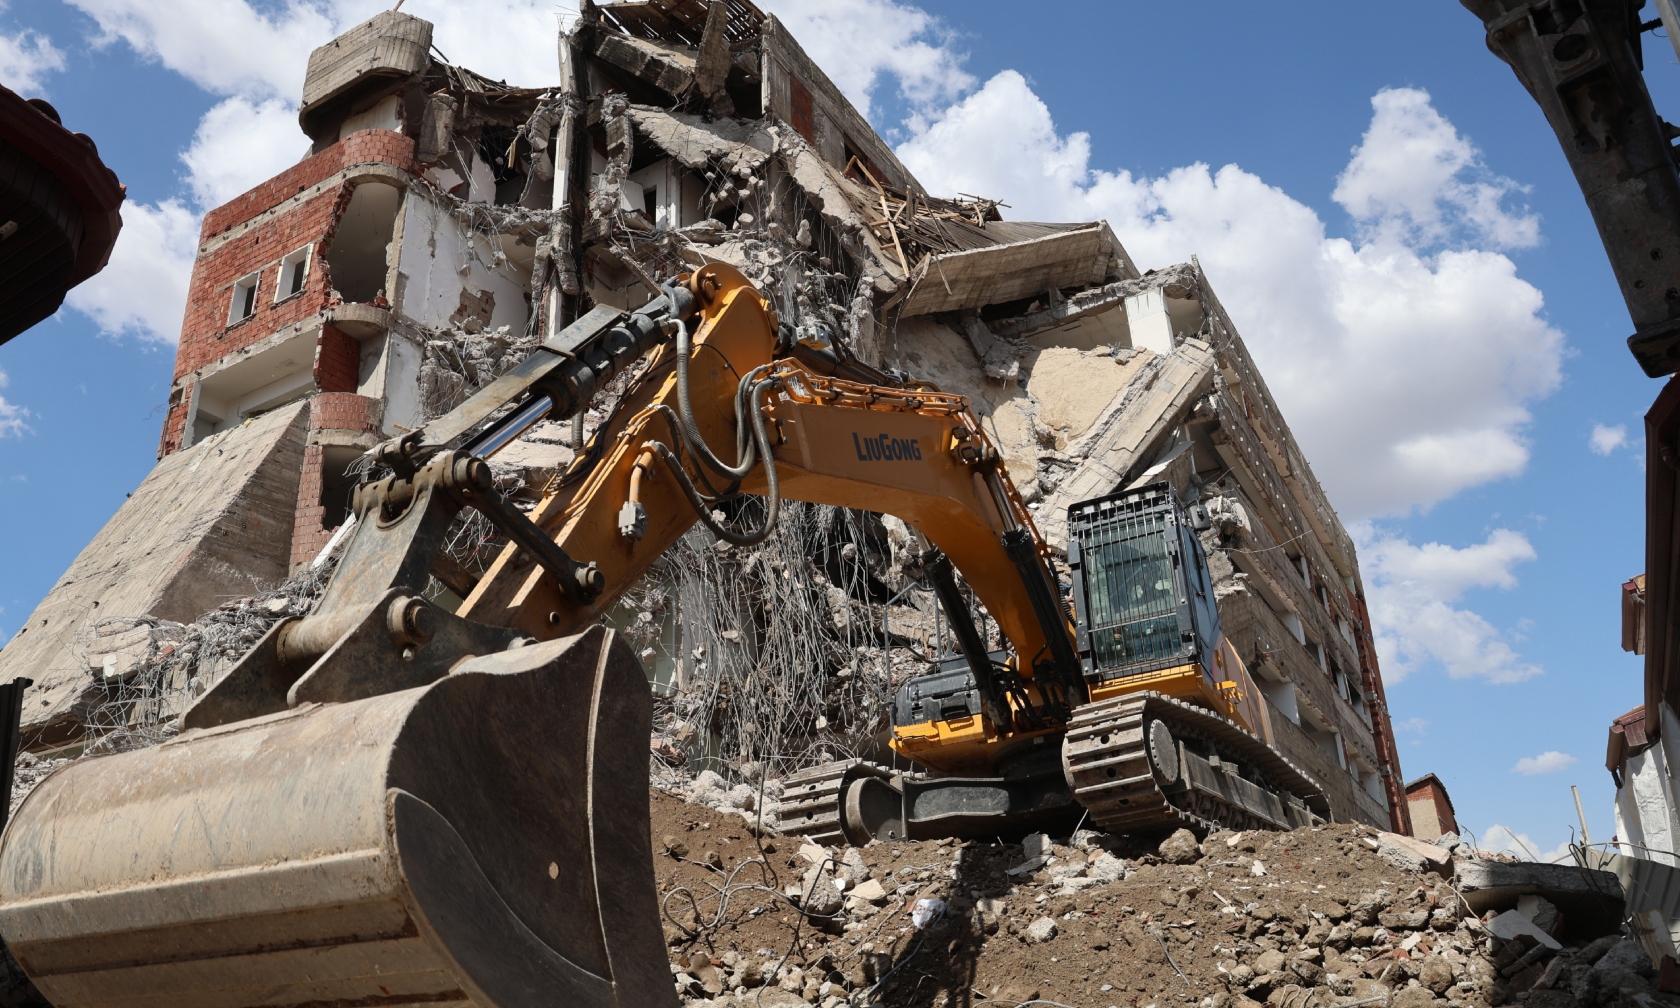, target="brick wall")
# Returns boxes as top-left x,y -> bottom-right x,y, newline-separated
162,130 -> 418,459
290,393 -> 382,568
200,130 -> 418,239
313,322 -> 360,393
172,131 -> 418,387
